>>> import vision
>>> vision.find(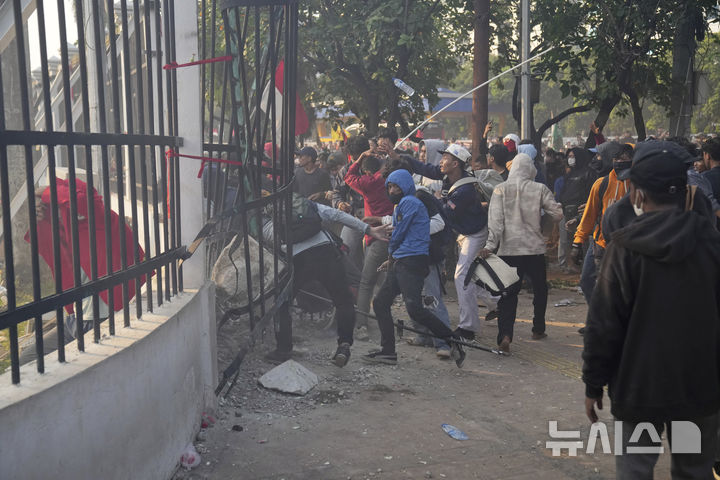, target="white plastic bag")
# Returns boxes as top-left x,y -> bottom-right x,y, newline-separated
180,443 -> 201,469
